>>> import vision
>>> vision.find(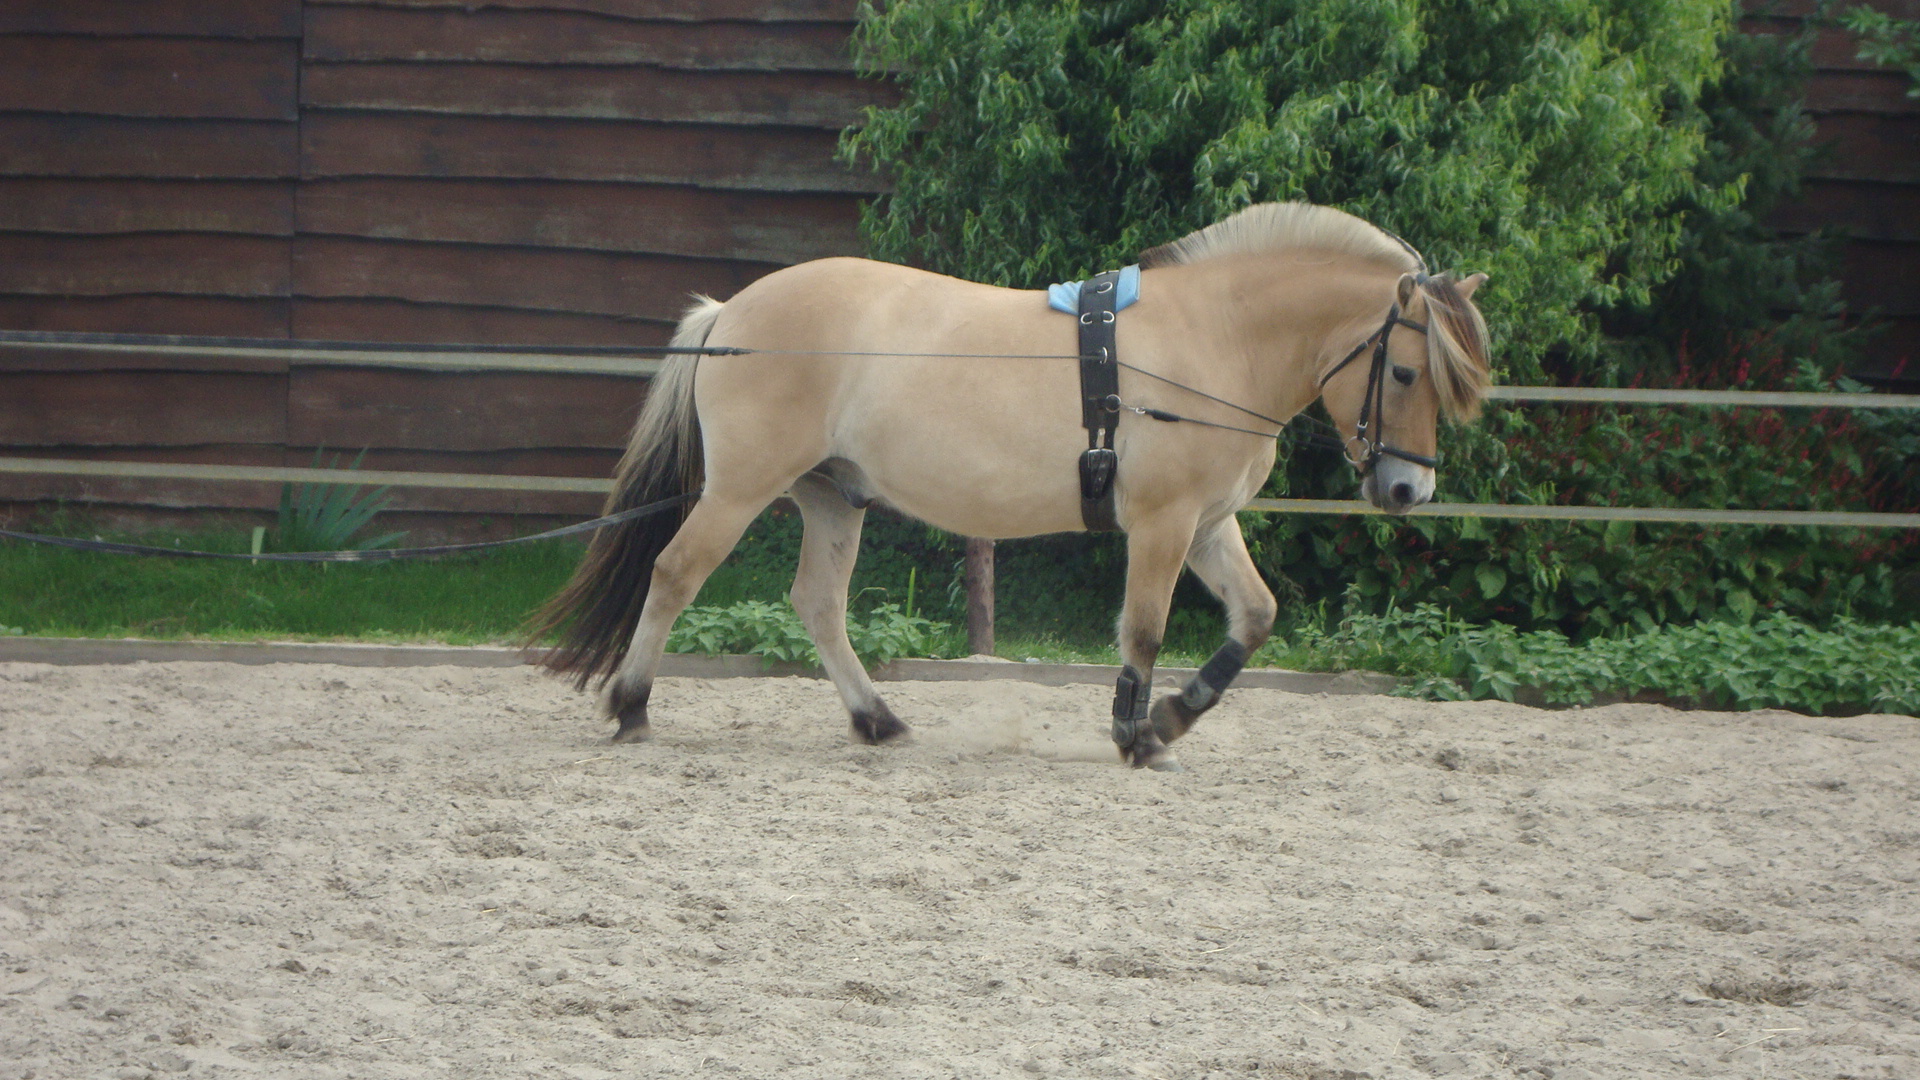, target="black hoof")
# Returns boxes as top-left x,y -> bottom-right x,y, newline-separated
1120,730 -> 1181,772
612,707 -> 652,744
1150,693 -> 1202,744
850,702 -> 910,745
1121,734 -> 1175,768
609,682 -> 651,744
